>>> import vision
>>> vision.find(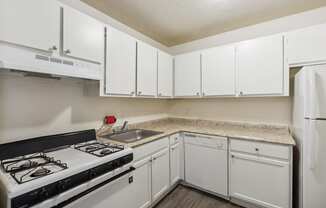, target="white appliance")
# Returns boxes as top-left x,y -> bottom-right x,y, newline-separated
184,133 -> 228,197
0,130 -> 134,208
293,65 -> 326,208
0,42 -> 101,80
